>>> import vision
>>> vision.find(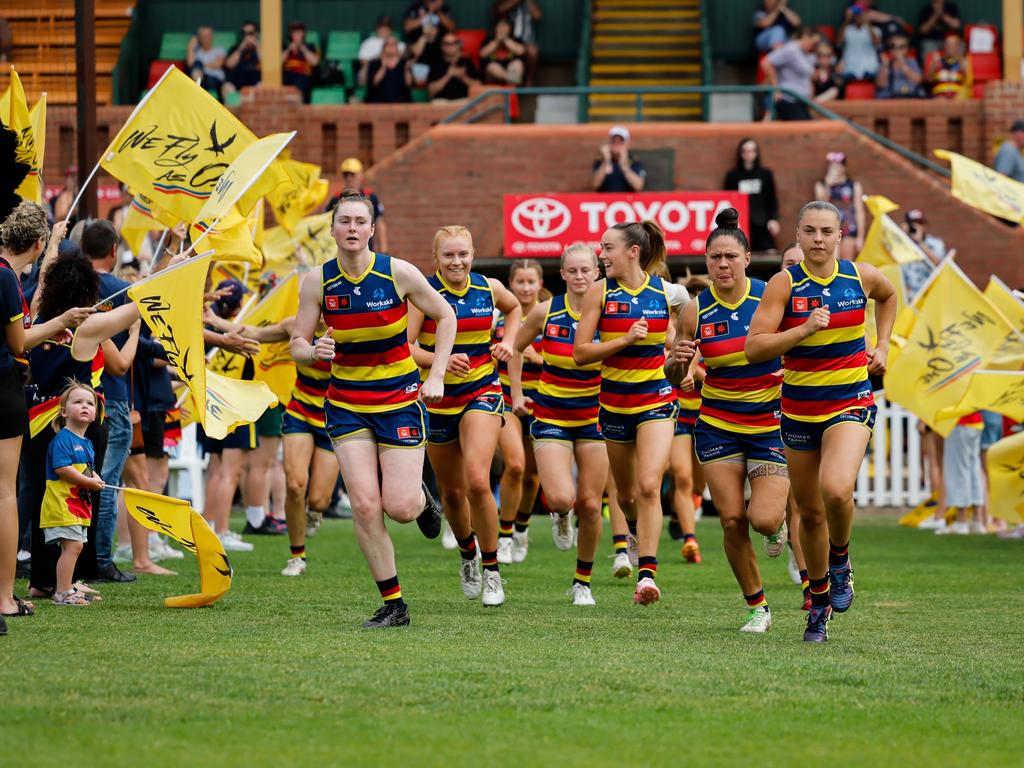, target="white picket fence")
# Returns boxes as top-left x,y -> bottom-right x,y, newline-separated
855,396 -> 930,508
166,396 -> 928,513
